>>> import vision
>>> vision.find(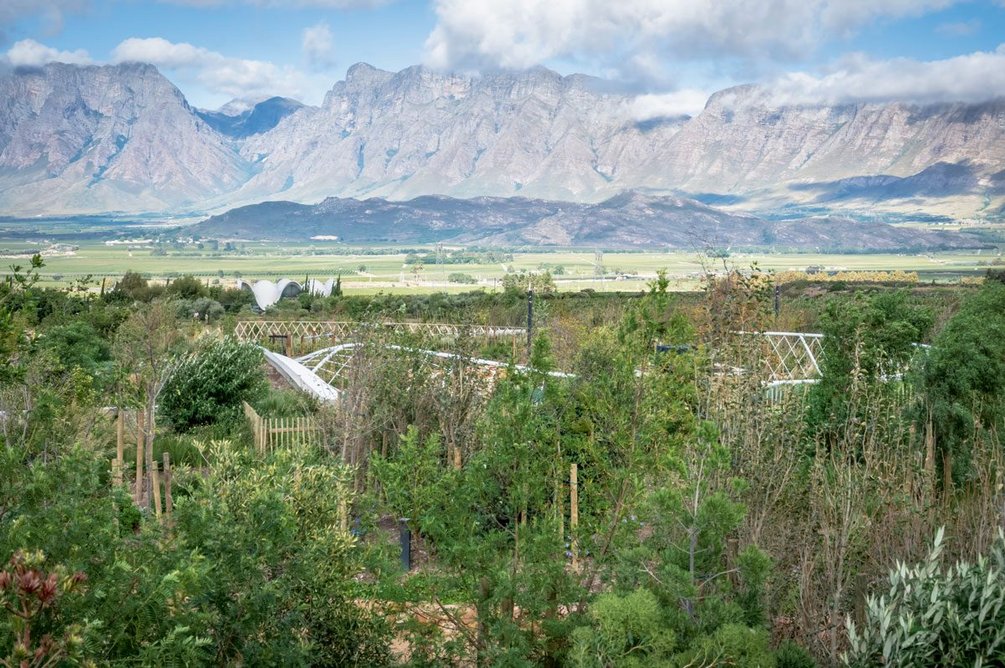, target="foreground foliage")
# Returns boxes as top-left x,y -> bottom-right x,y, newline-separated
846,528 -> 1005,667
1,440 -> 387,665
3,266 -> 1005,665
